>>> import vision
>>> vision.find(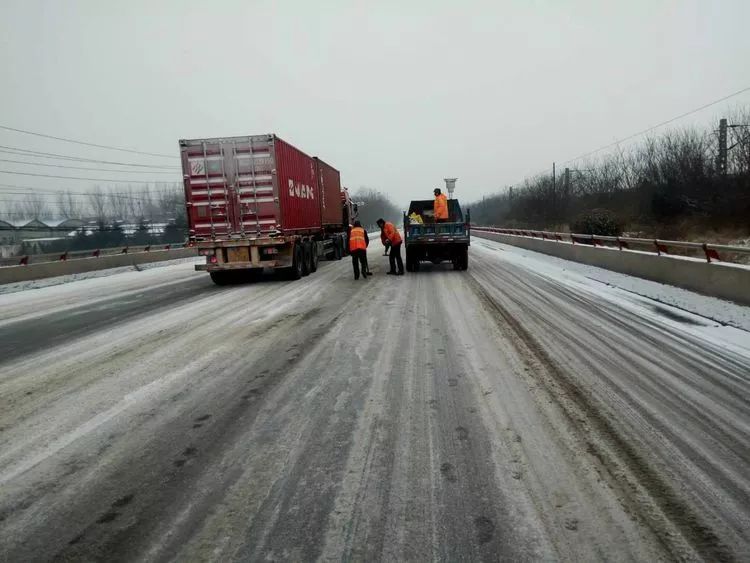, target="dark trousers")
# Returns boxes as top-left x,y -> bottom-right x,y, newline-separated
389,243 -> 404,273
351,249 -> 368,279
